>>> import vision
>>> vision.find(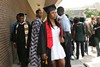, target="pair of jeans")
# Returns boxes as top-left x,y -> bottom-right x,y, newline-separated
84,40 -> 88,53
